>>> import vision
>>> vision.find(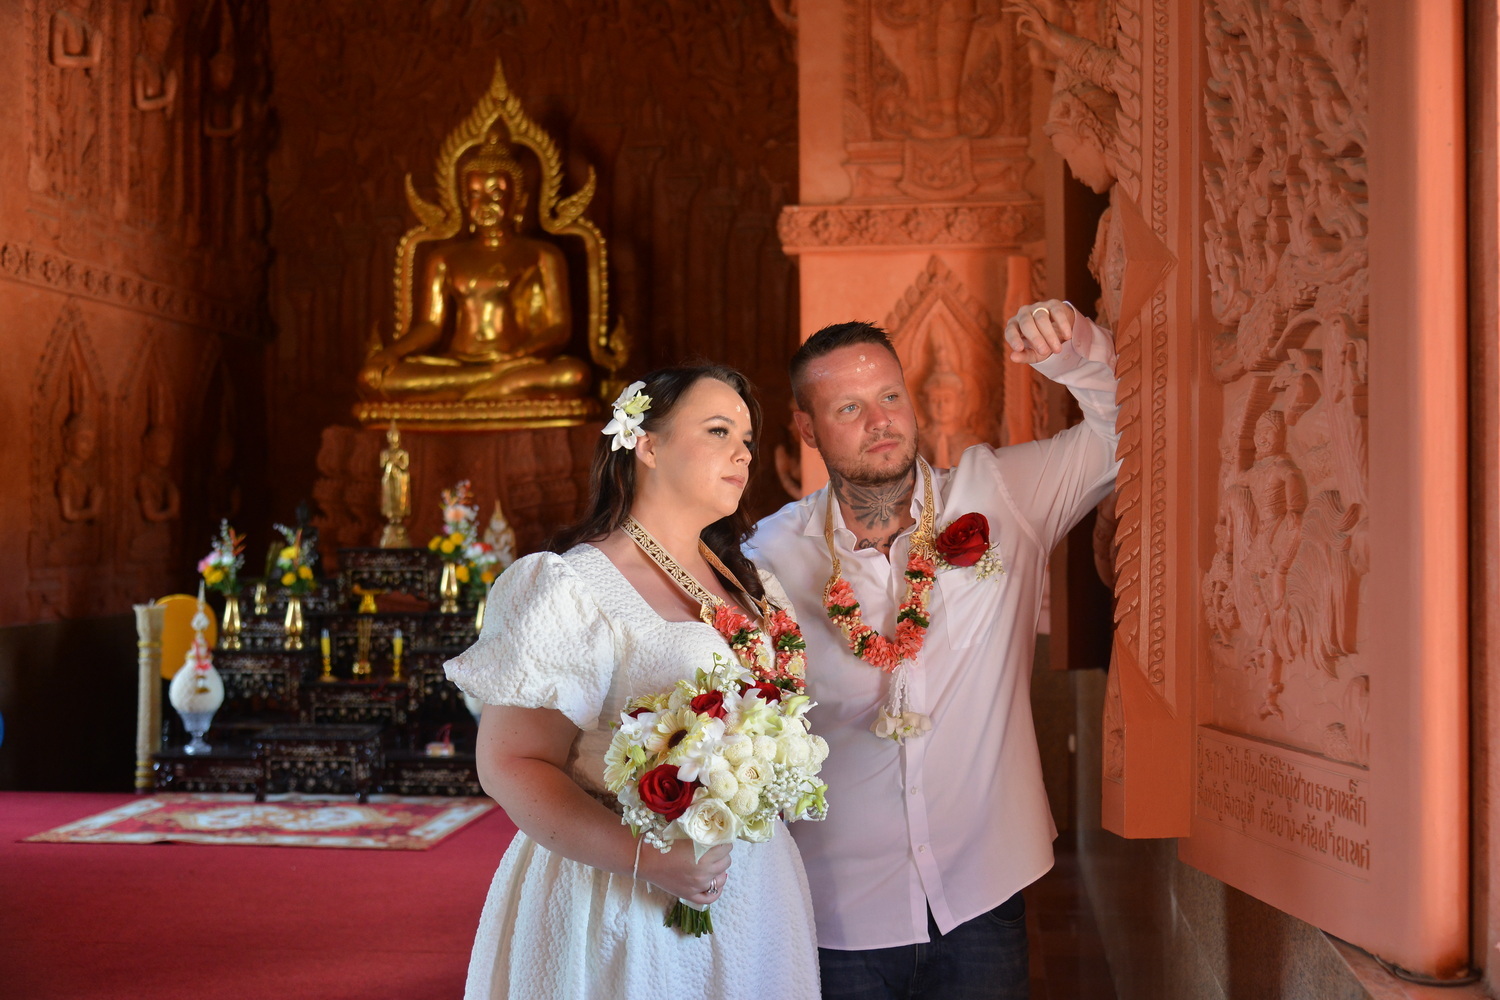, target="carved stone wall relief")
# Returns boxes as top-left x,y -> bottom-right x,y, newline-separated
843,0 -> 1034,201
29,0 -> 110,206
1201,0 -> 1369,762
7,0 -> 272,625
886,256 -> 1009,464
27,302 -> 110,618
